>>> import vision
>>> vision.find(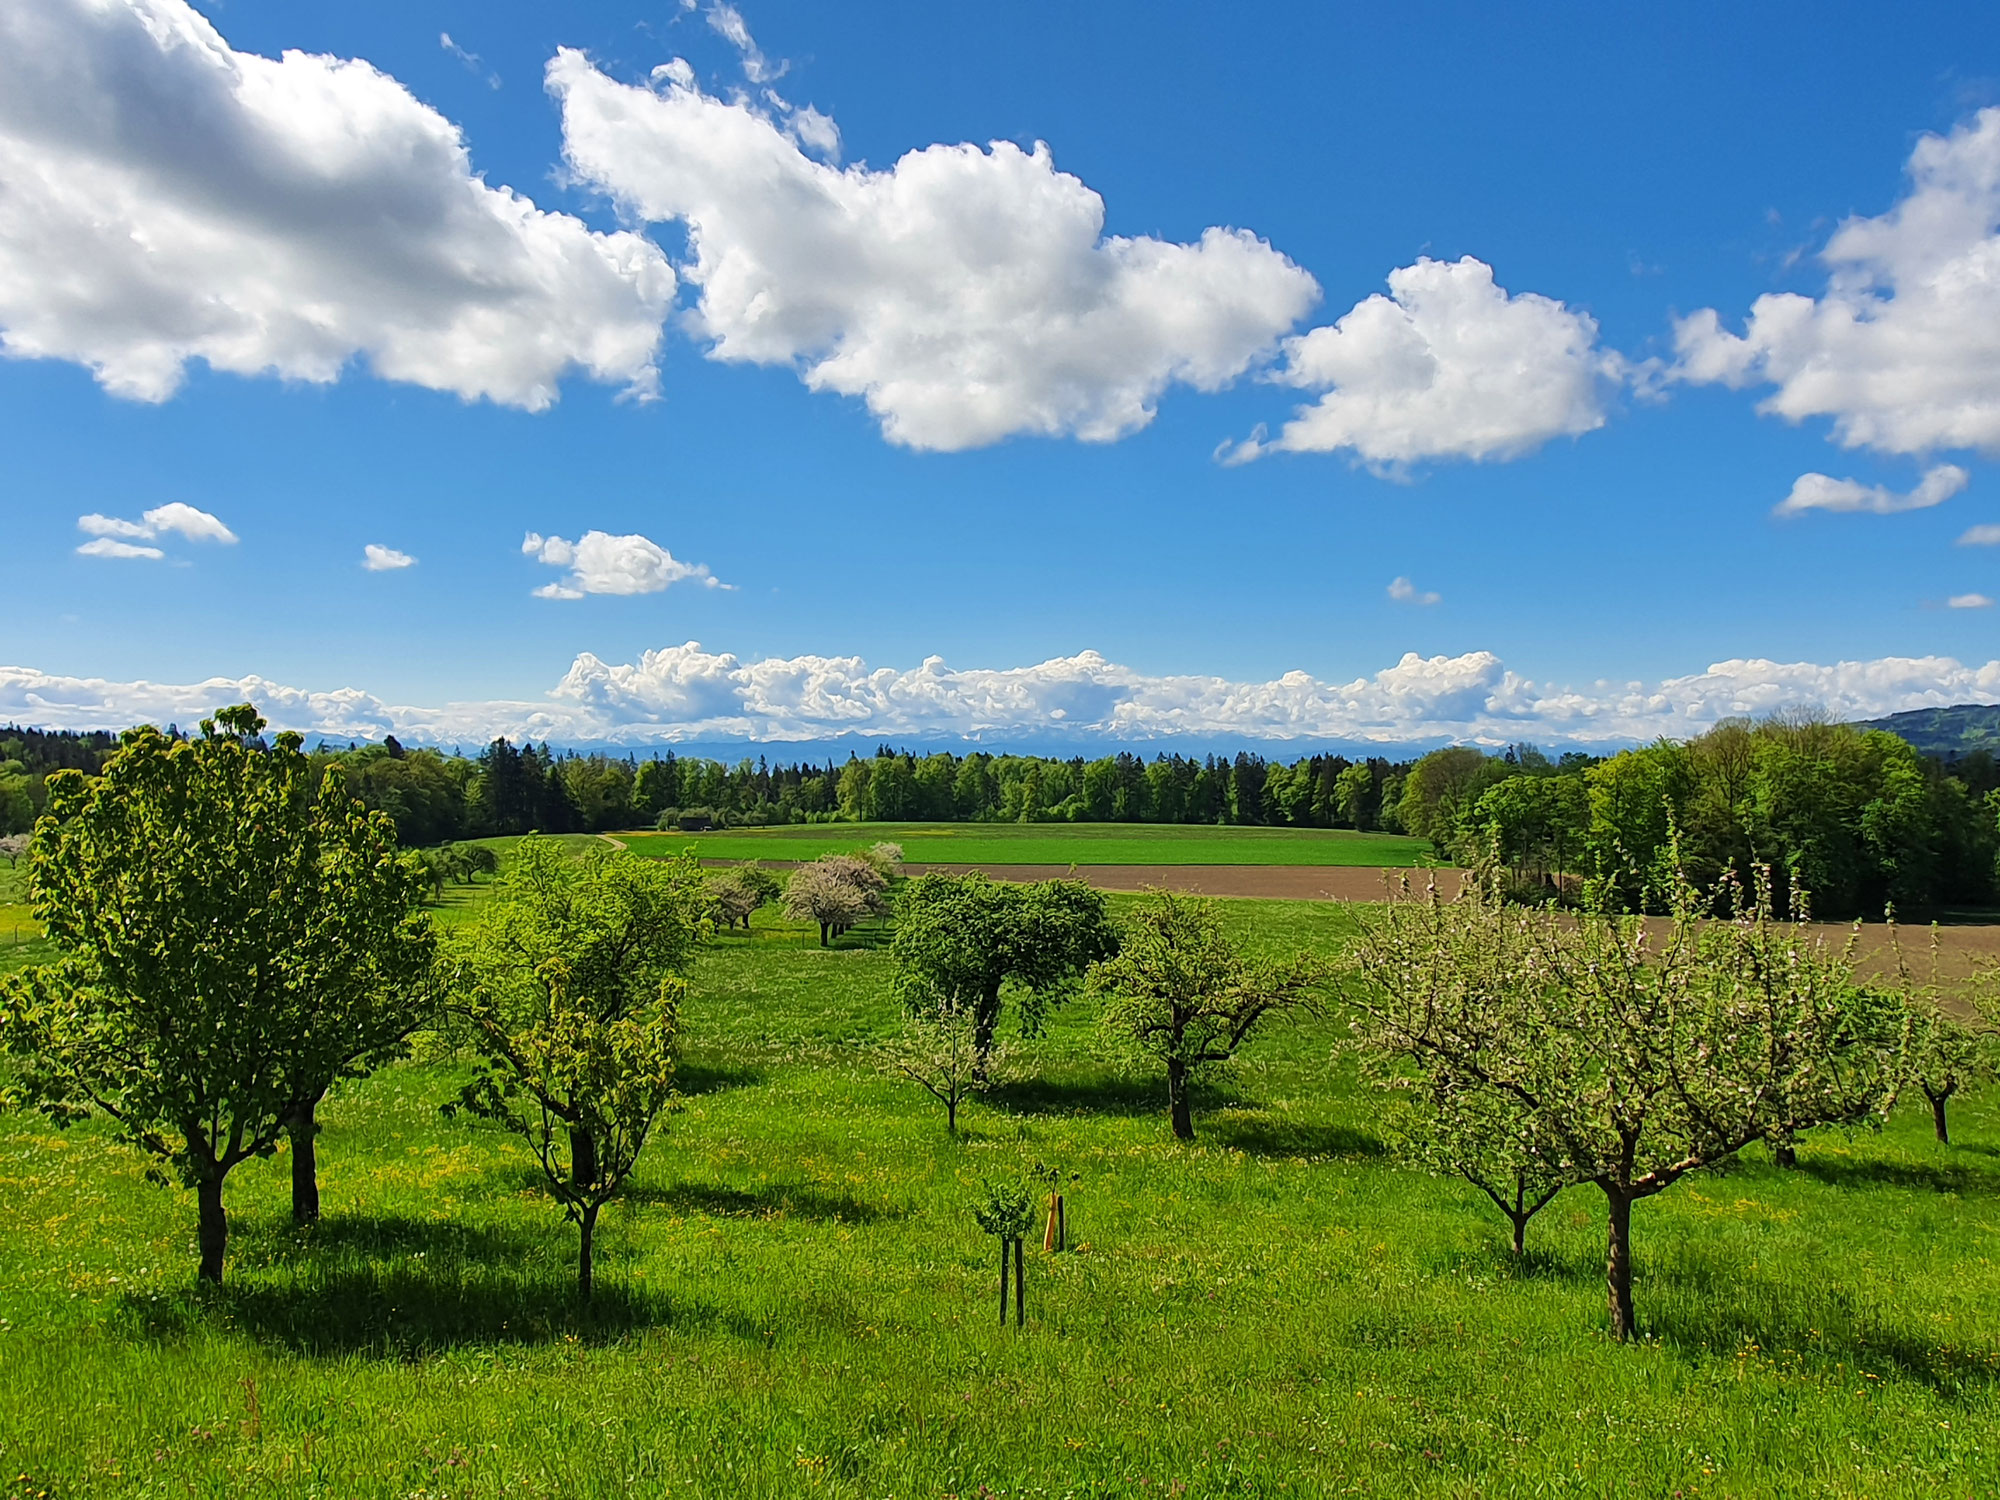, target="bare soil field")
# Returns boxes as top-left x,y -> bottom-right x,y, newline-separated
710,857 -> 2000,981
